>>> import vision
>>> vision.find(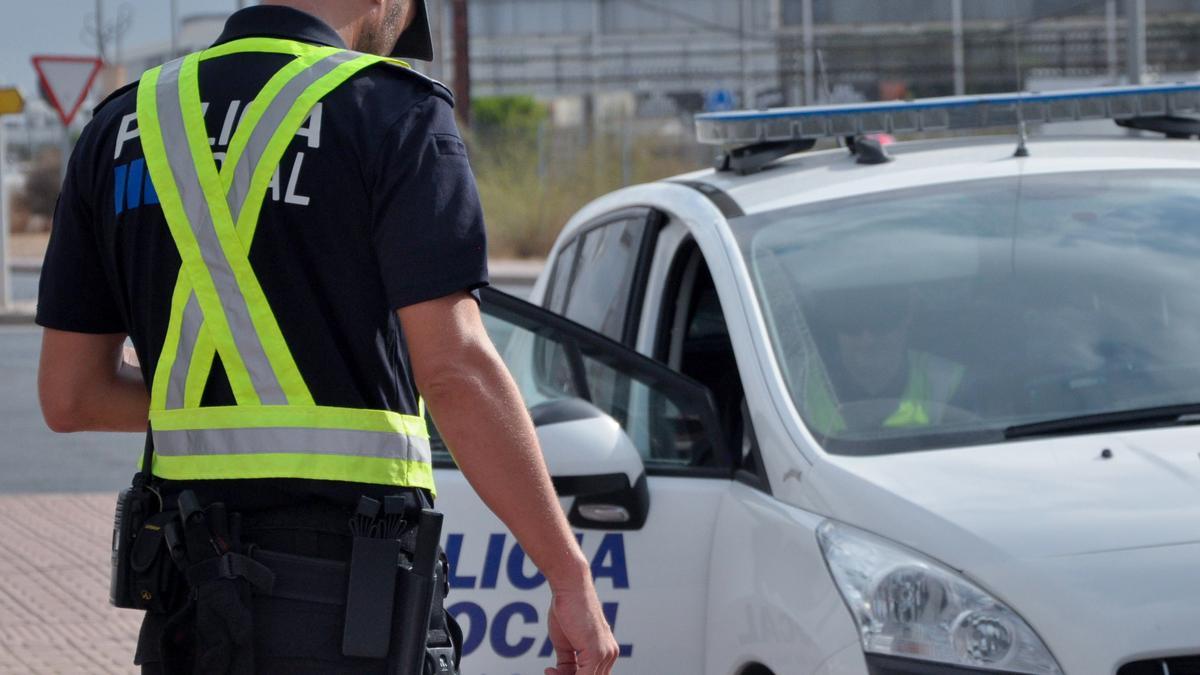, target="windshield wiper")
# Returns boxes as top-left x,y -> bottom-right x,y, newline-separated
1004,403 -> 1200,440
